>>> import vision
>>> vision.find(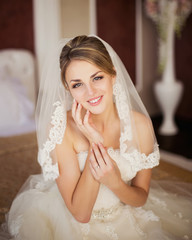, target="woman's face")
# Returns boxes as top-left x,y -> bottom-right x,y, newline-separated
65,60 -> 115,115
